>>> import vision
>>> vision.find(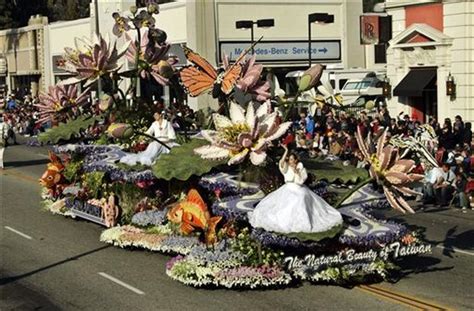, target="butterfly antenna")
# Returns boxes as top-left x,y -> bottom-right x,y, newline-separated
229,36 -> 264,69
